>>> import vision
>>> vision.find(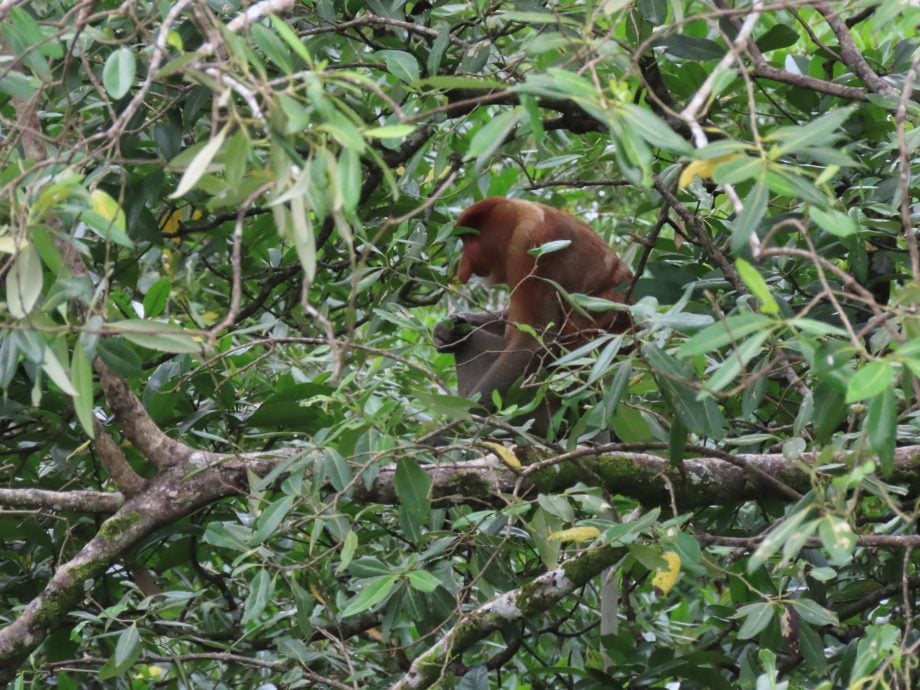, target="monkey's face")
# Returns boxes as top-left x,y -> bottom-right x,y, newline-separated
458,235 -> 487,284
